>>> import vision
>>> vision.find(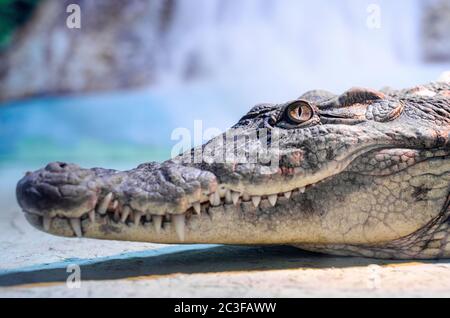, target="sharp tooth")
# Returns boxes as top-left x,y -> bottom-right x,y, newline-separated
243,194 -> 251,201
173,214 -> 185,242
120,206 -> 131,223
152,215 -> 163,233
284,191 -> 292,199
252,196 -> 261,208
88,210 -> 95,223
134,212 -> 143,225
97,192 -> 113,215
218,187 -> 227,198
110,200 -> 119,212
299,187 -> 306,193
268,194 -> 278,206
225,189 -> 233,204
231,191 -> 241,205
193,202 -> 201,215
209,192 -> 221,206
43,216 -> 52,231
69,218 -> 82,238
